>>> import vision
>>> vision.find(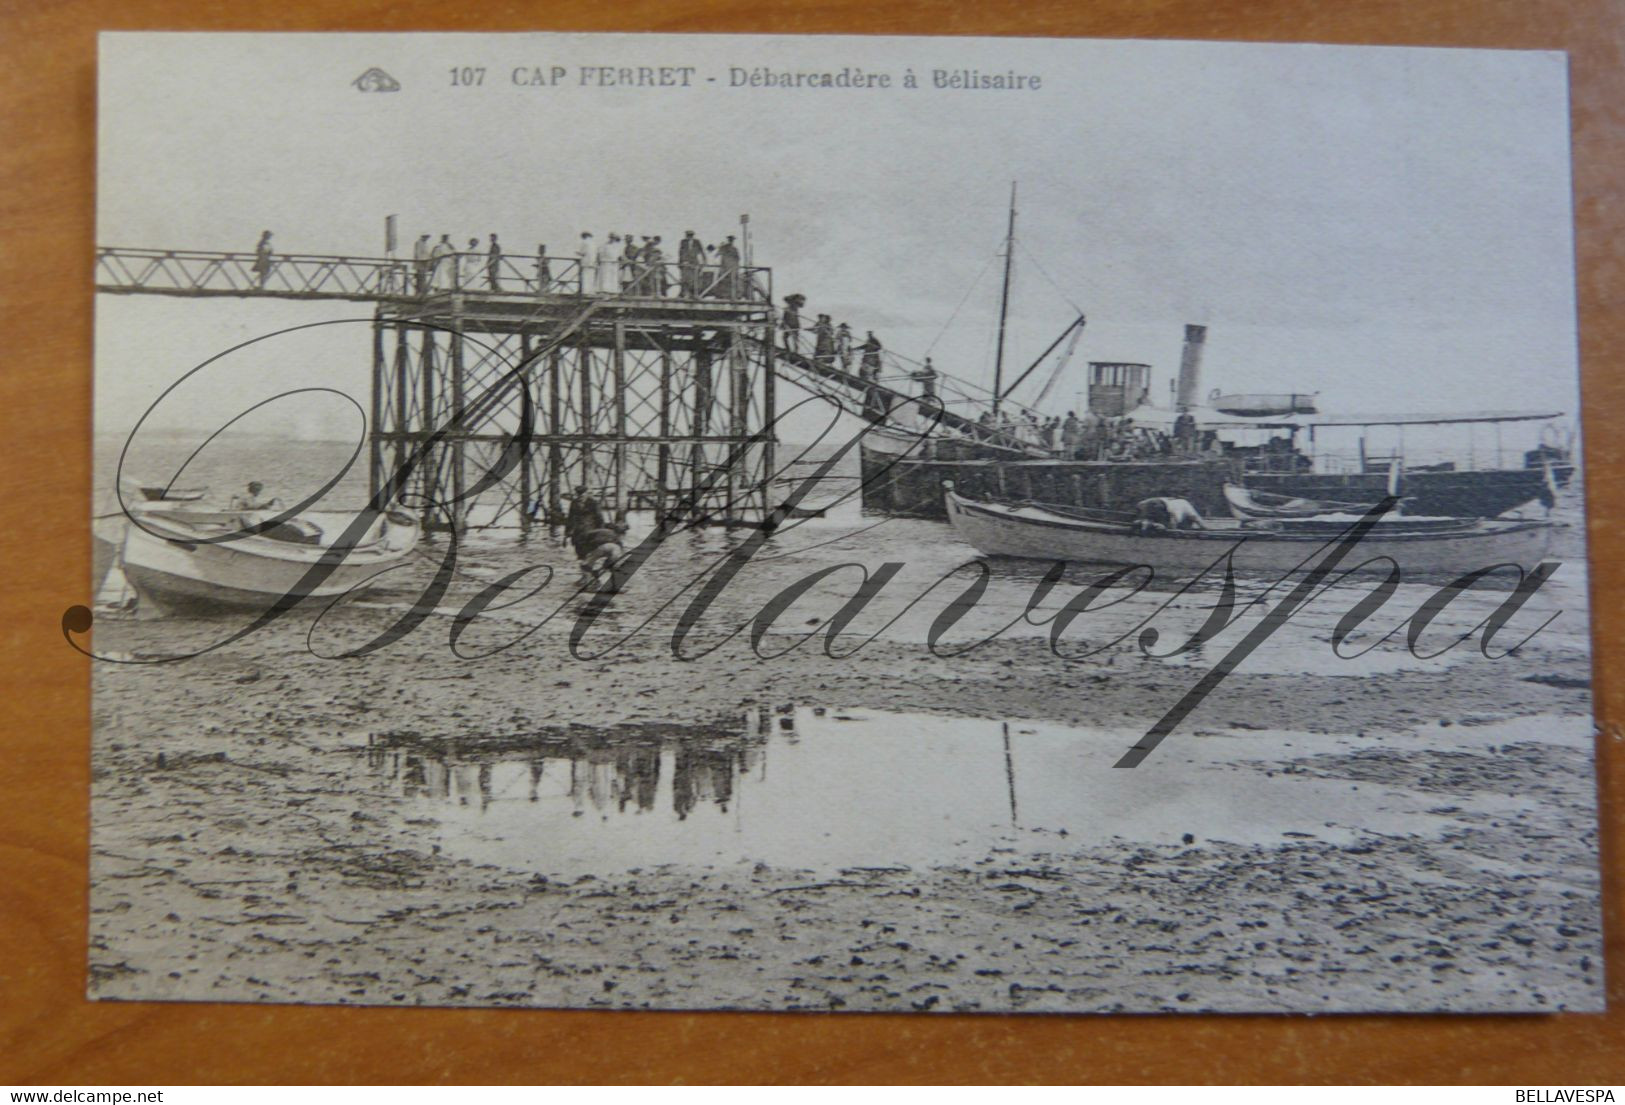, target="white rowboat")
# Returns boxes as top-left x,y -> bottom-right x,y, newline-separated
119,507 -> 420,615
1223,482 -> 1398,522
943,488 -> 1554,575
